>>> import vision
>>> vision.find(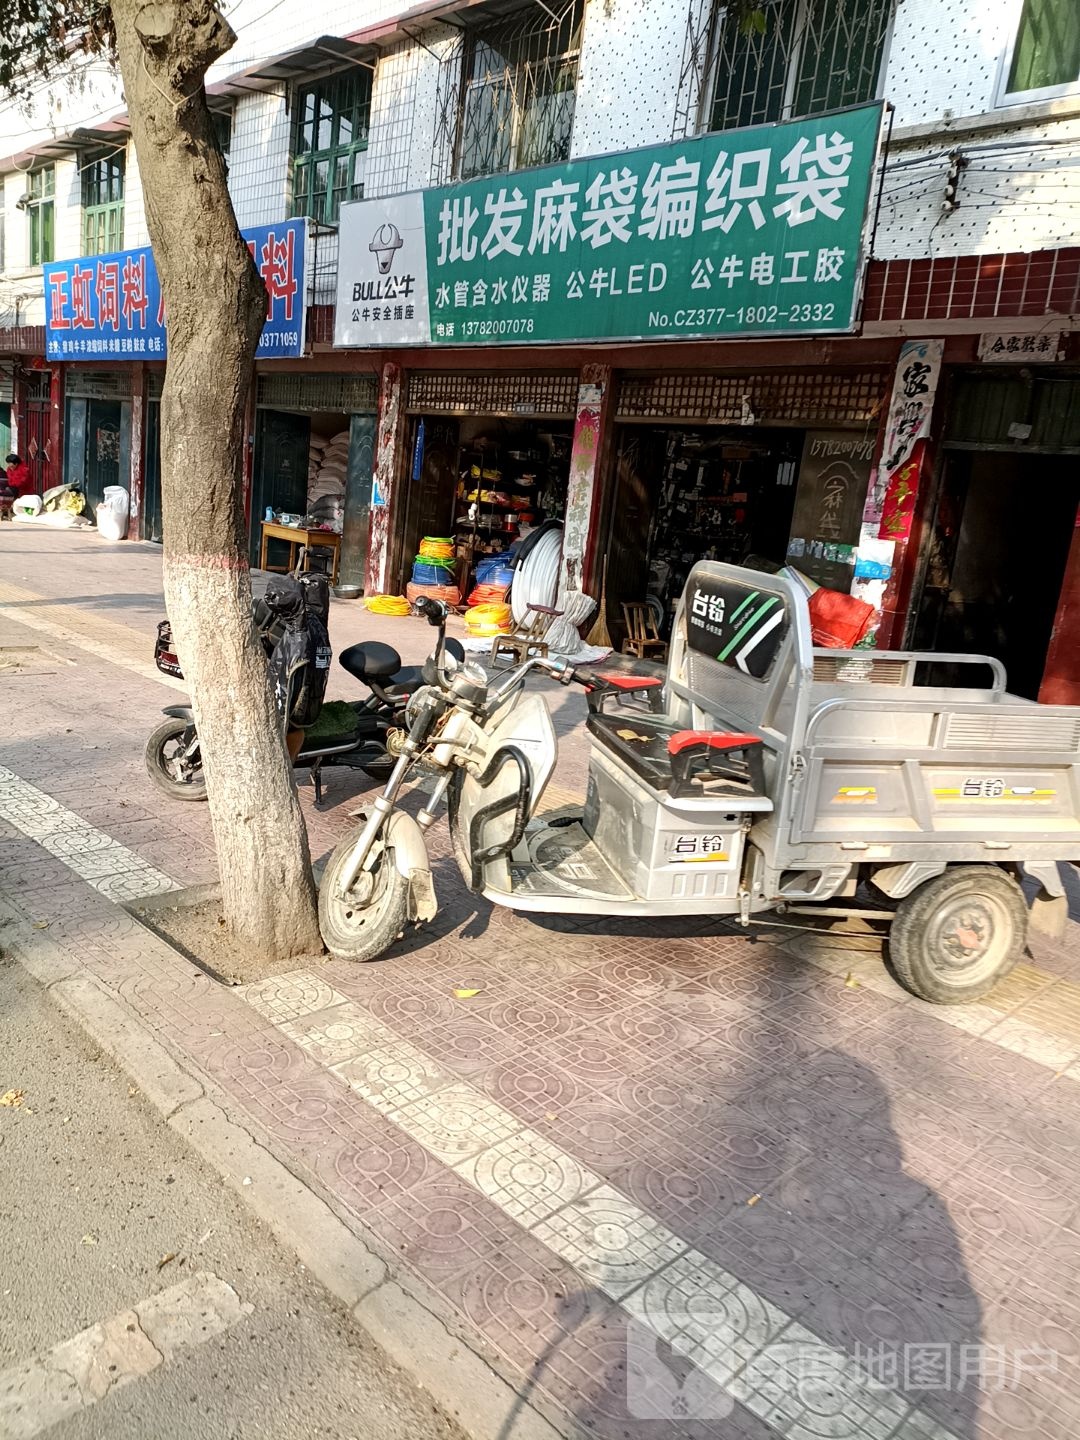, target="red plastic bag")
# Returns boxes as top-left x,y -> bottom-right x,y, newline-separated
808,586 -> 876,649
